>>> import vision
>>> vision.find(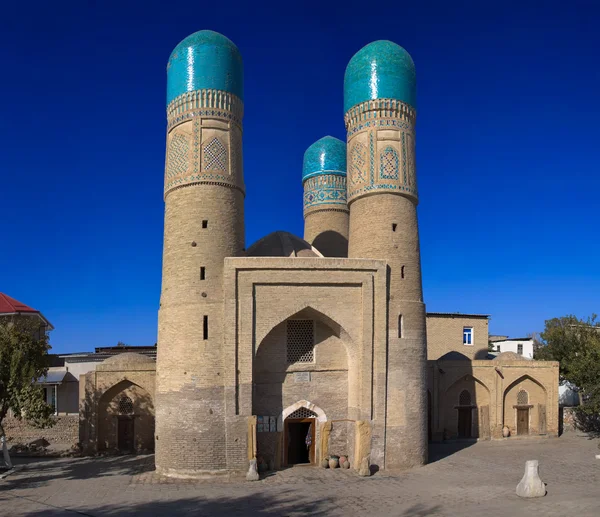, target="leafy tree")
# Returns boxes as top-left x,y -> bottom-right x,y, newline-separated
535,315 -> 600,427
0,318 -> 55,428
